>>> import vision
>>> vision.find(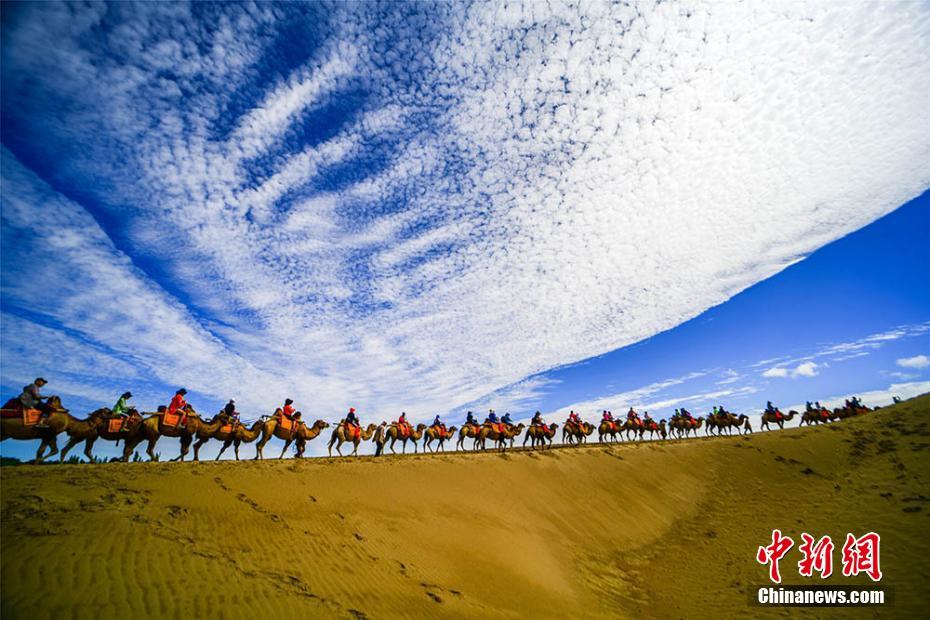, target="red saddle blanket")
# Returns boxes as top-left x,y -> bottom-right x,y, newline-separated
491,423 -> 505,434
397,423 -> 411,438
107,418 -> 124,433
0,401 -> 41,426
648,422 -> 658,431
162,411 -> 182,428
345,422 -> 360,440
433,425 -> 448,439
278,415 -> 294,432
